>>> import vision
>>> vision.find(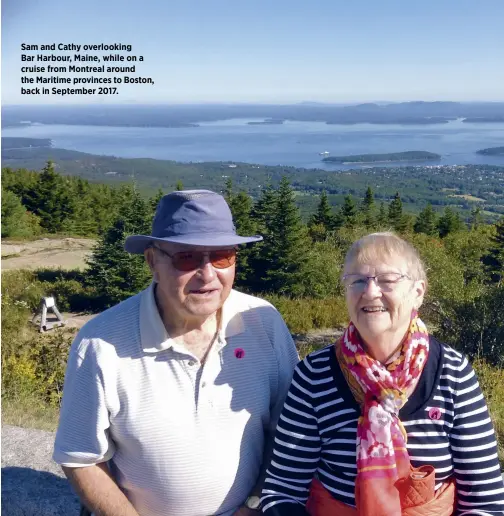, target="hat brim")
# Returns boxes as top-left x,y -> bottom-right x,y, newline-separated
124,234 -> 263,254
